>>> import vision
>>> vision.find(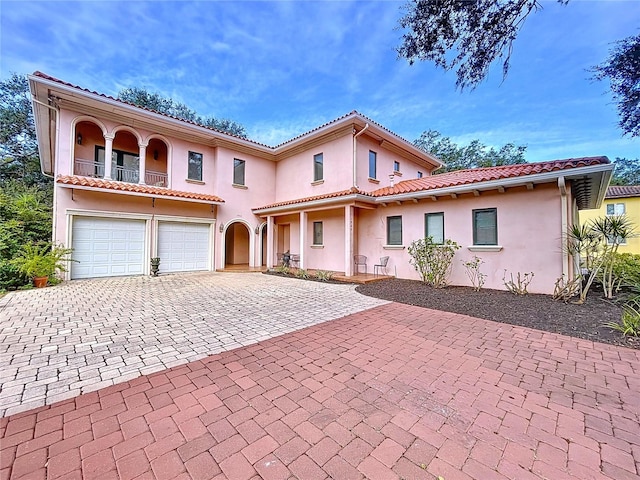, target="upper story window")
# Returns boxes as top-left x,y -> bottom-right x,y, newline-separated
417,171 -> 423,178
473,208 -> 498,246
188,151 -> 203,181
393,161 -> 400,173
313,153 -> 323,182
369,151 -> 377,179
387,216 -> 402,246
606,203 -> 625,216
425,212 -> 444,244
313,221 -> 323,245
233,158 -> 246,186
